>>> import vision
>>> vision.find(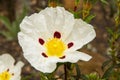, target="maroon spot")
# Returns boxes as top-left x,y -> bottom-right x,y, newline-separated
42,53 -> 48,58
7,69 -> 9,72
39,38 -> 45,45
54,31 -> 61,38
67,42 -> 74,48
12,73 -> 14,76
59,55 -> 66,59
